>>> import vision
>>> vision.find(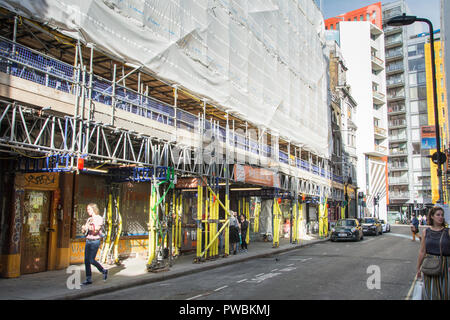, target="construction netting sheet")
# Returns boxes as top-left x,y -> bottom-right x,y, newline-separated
2,0 -> 330,158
